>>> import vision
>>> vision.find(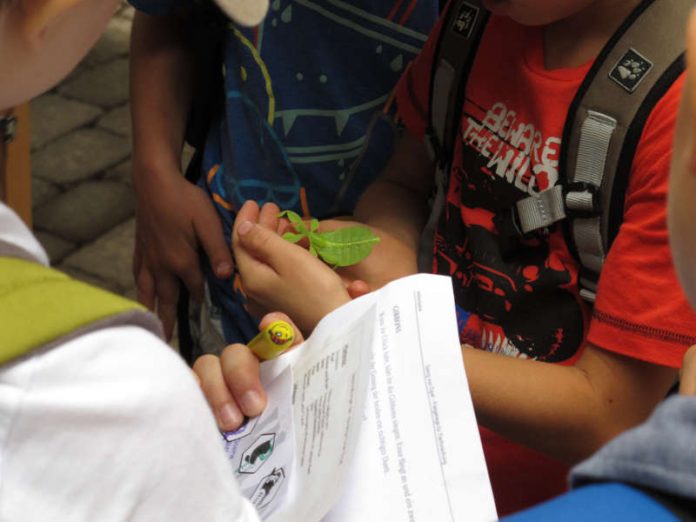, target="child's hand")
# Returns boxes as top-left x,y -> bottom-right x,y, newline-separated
193,313 -> 303,432
680,345 -> 696,395
670,10 -> 696,318
233,201 -> 351,335
132,162 -> 233,339
318,218 -> 419,290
